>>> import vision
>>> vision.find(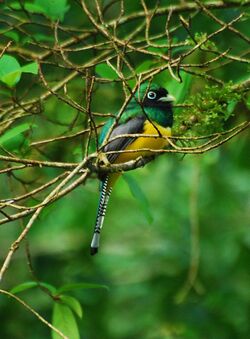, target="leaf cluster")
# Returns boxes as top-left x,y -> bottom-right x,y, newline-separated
174,83 -> 243,135
10,281 -> 108,339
